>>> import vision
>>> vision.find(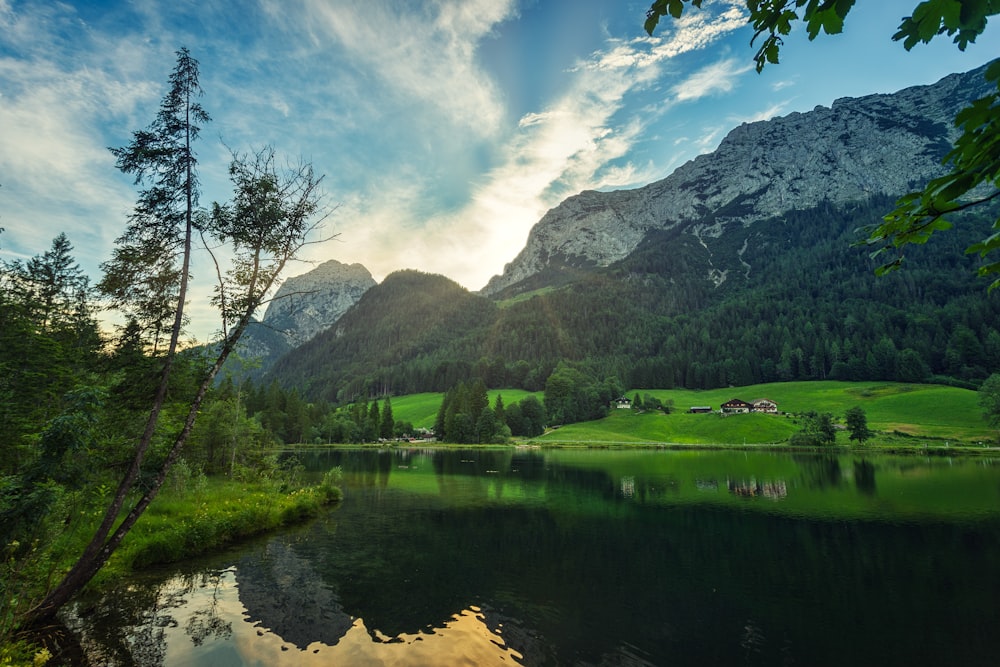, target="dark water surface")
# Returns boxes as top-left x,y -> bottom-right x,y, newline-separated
63,448 -> 1000,666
